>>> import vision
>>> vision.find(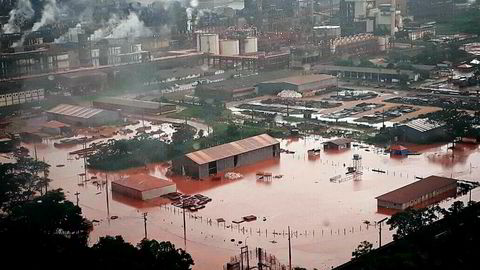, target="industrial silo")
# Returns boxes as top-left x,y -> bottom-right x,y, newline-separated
219,39 -> 239,56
